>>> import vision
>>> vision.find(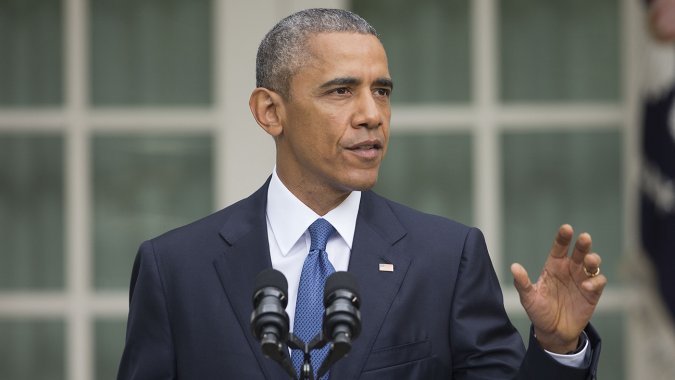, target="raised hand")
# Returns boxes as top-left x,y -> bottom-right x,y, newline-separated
510,224 -> 607,353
